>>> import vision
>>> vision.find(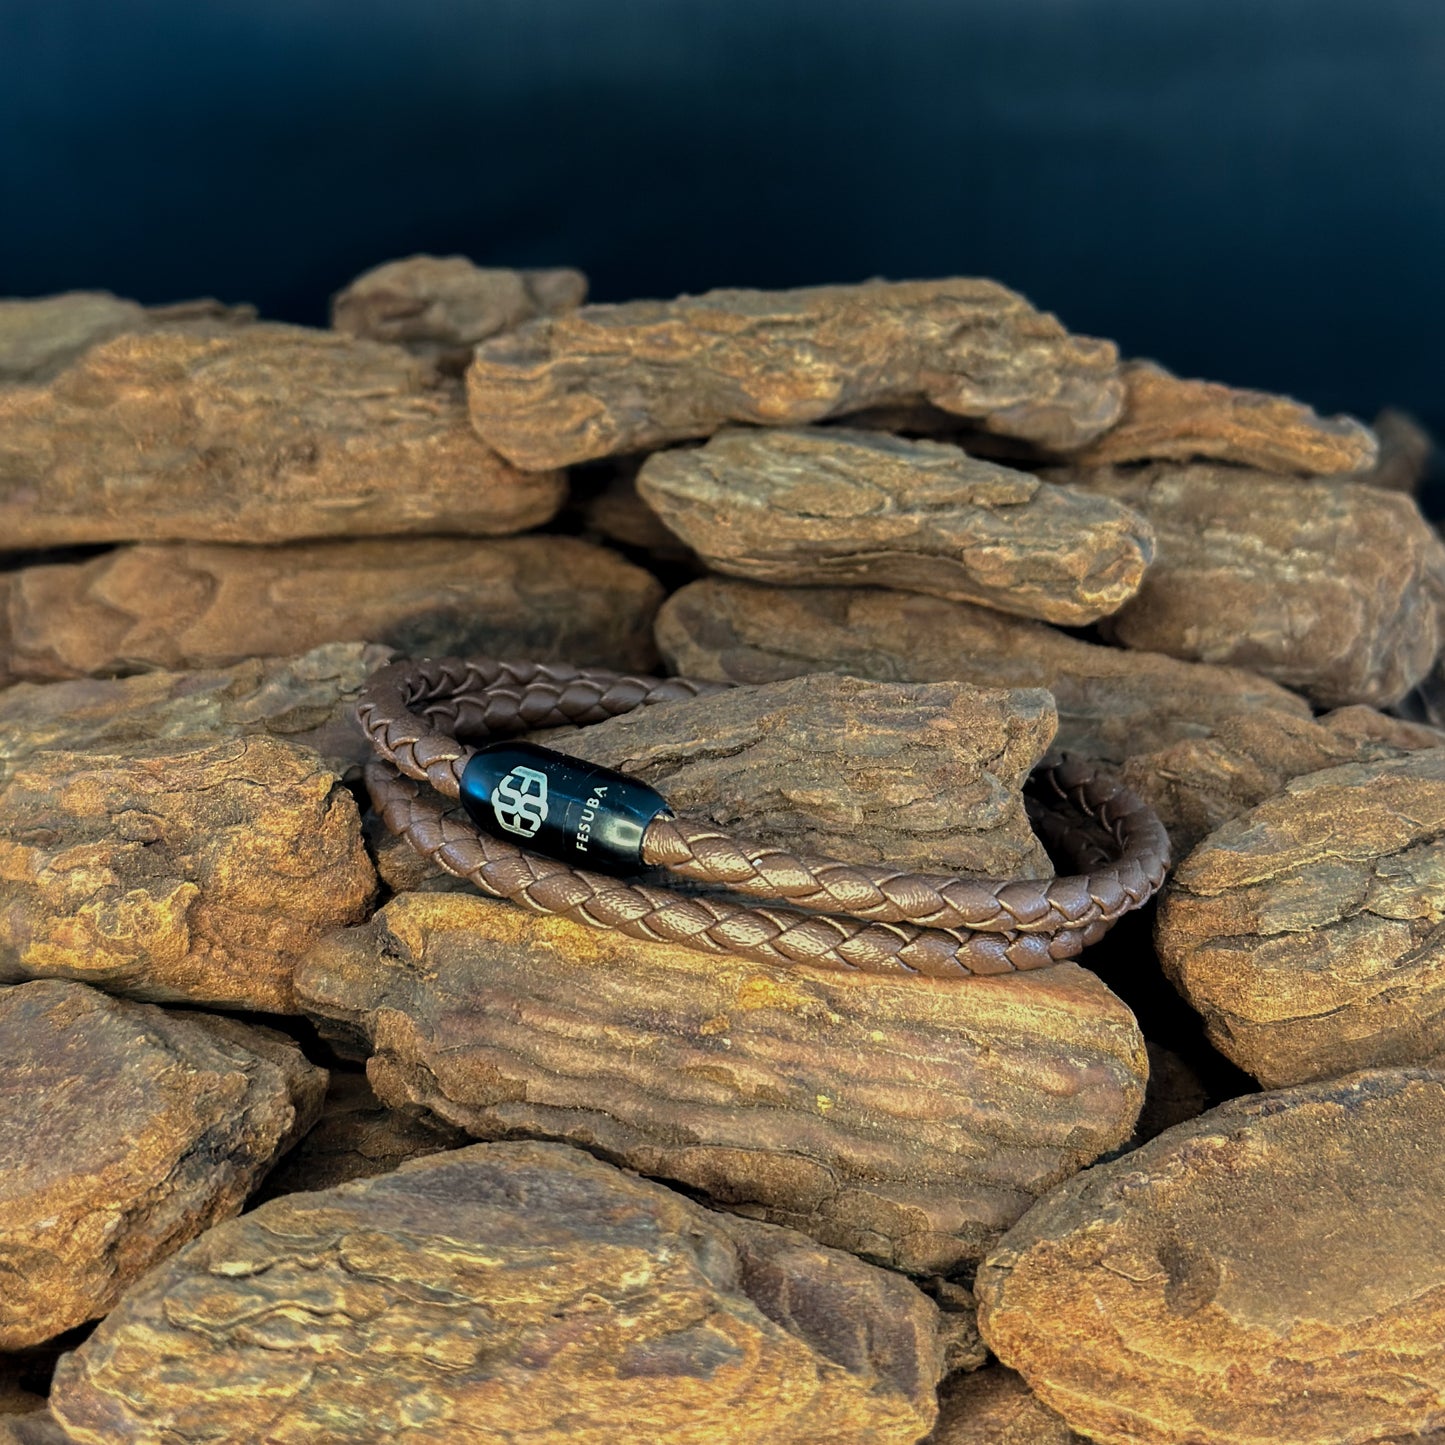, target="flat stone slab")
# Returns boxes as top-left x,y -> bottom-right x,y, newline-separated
975,1067 -> 1445,1445
51,1141 -> 944,1445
